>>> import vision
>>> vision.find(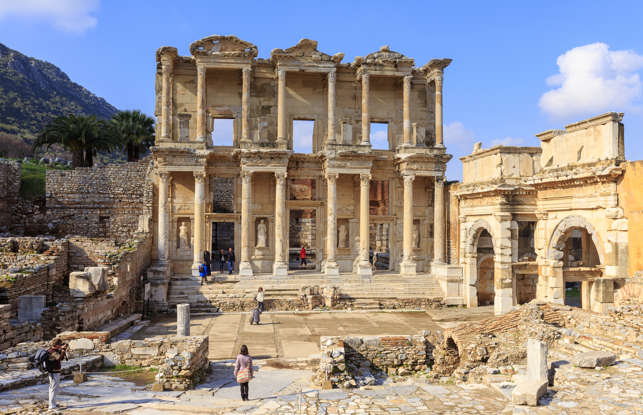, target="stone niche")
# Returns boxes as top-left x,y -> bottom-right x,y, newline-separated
252,217 -> 273,272
175,217 -> 192,258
